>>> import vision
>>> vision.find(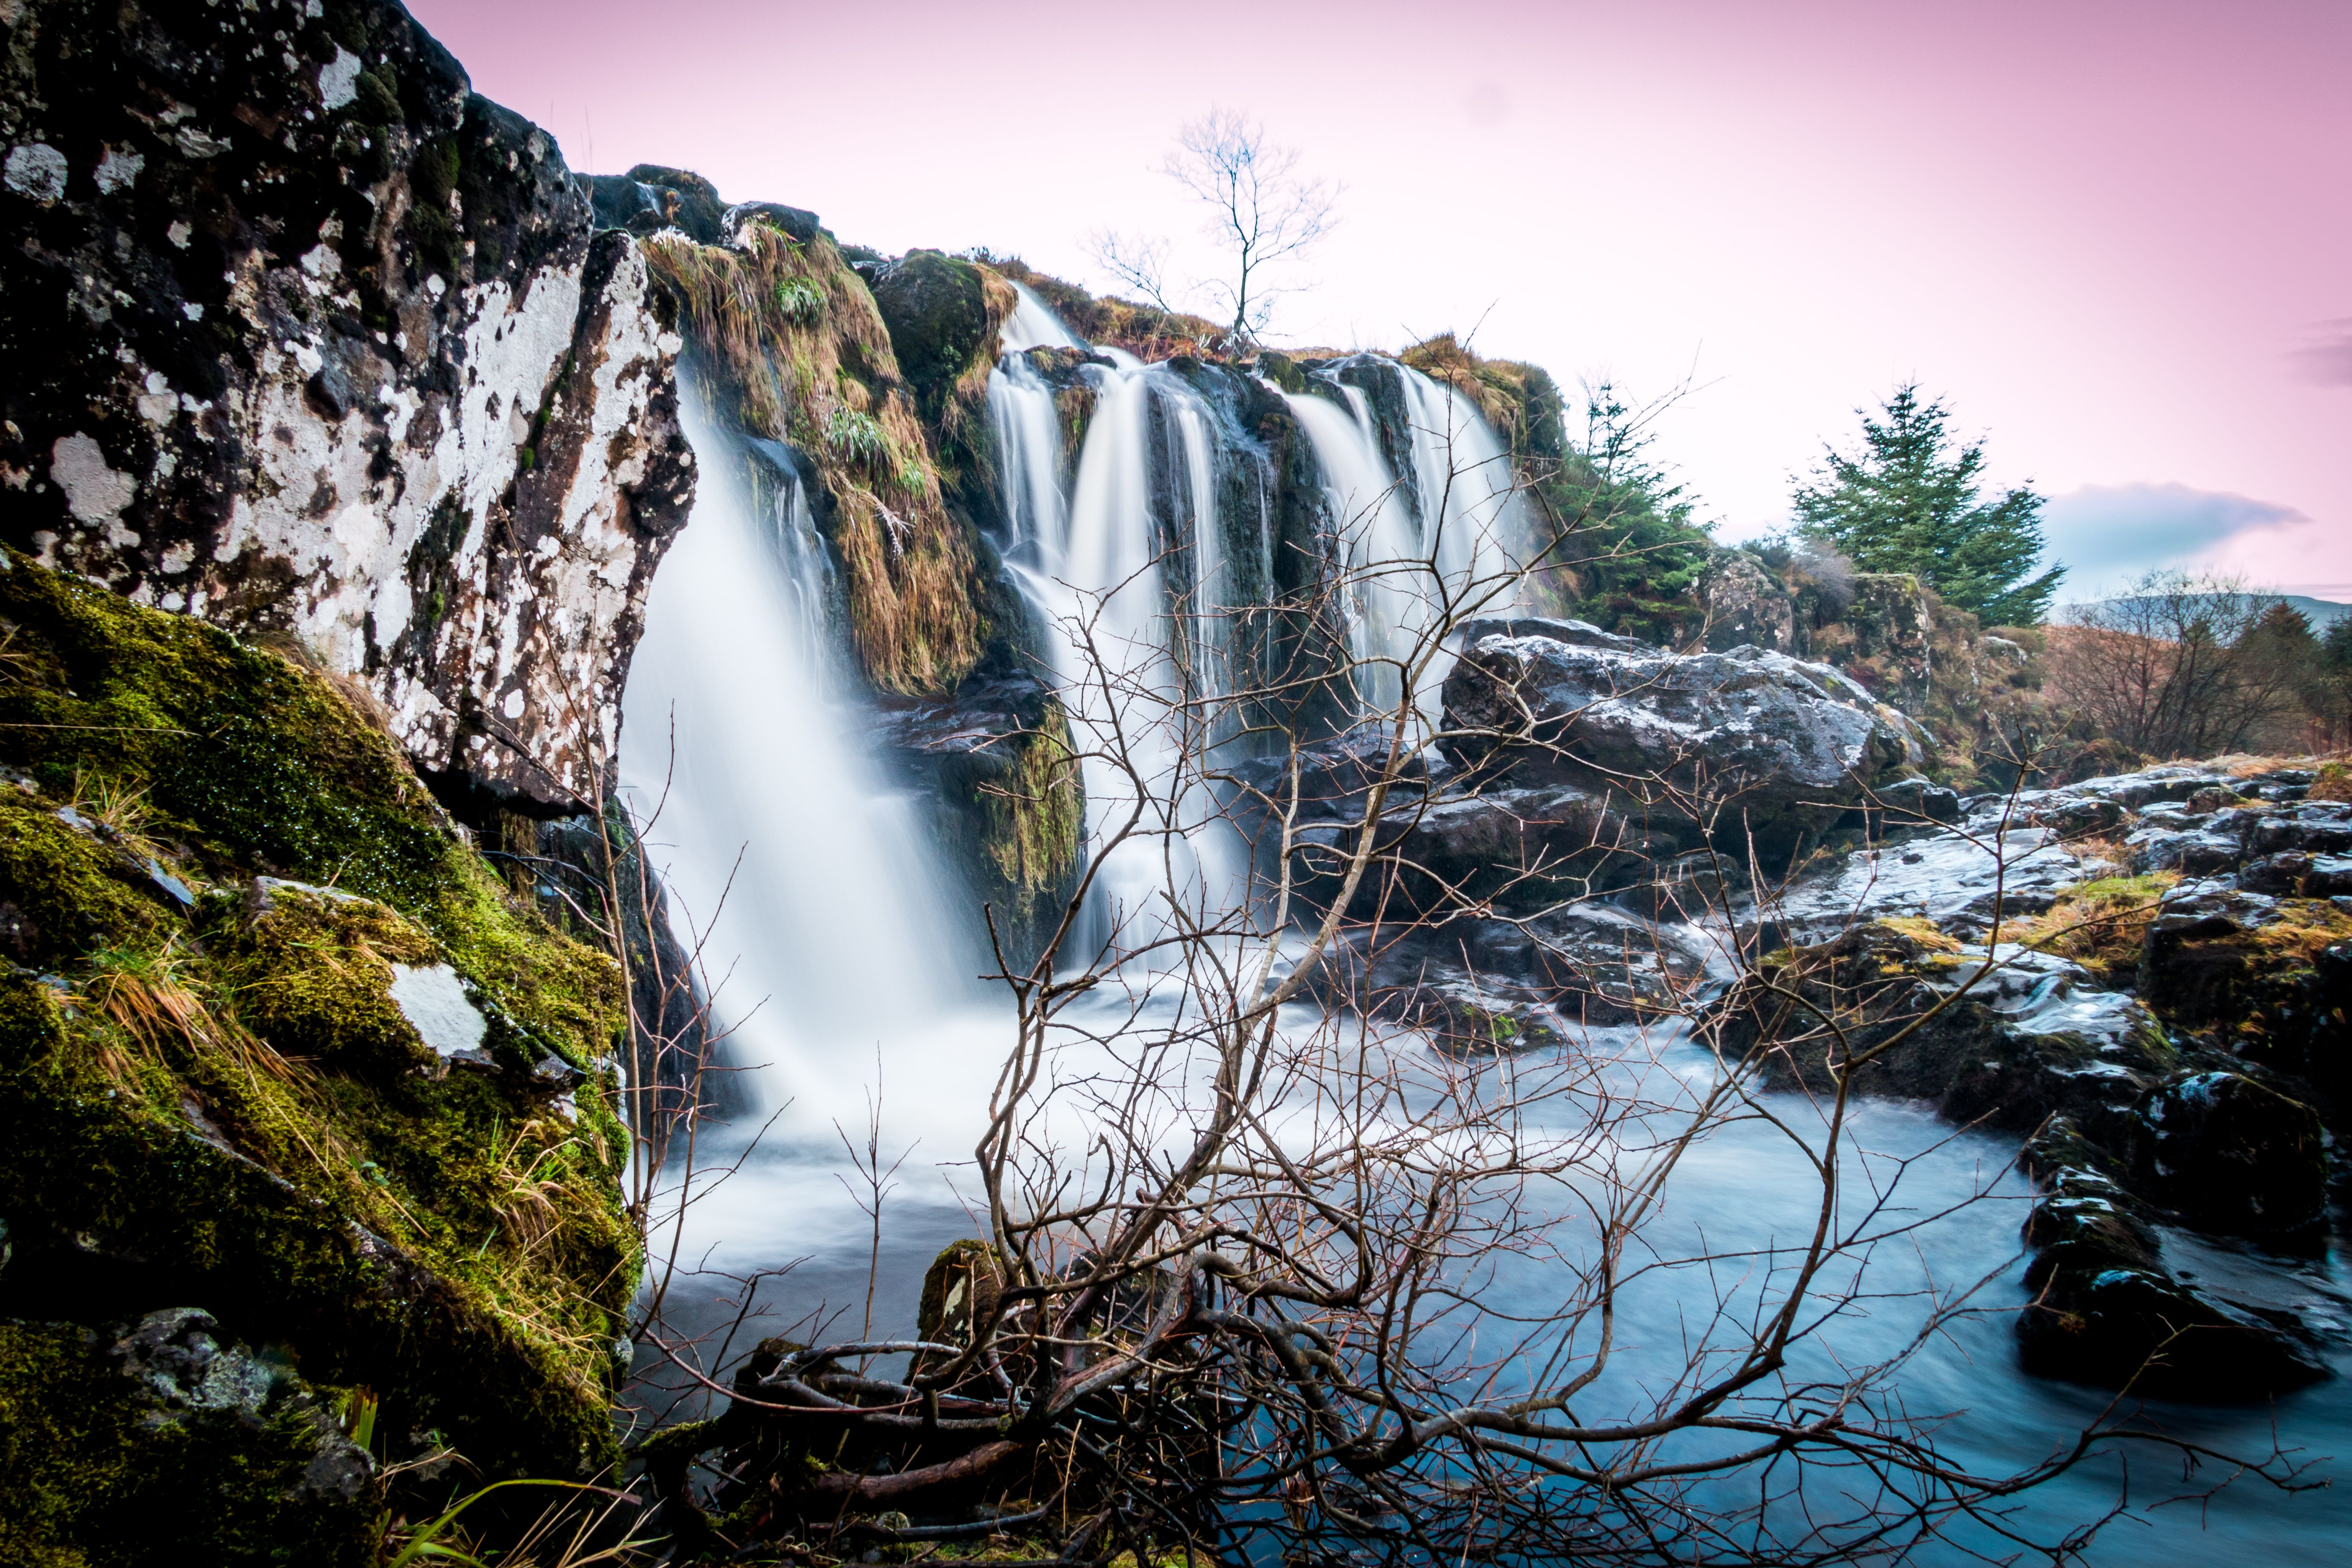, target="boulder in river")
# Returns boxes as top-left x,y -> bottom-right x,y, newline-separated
2131,1071 -> 2329,1240
1440,624 -> 1927,855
